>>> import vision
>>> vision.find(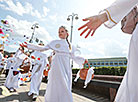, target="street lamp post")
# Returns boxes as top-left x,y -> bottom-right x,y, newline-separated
29,23 -> 39,43
67,13 -> 79,68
